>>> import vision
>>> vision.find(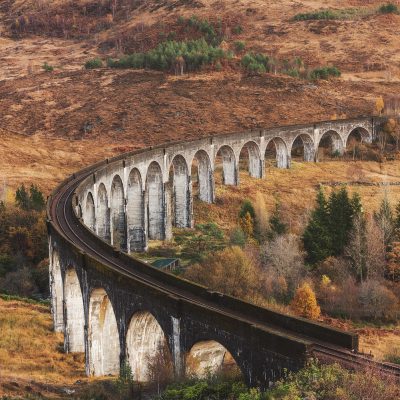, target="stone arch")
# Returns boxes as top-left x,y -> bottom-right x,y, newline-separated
215,145 -> 238,185
290,134 -> 315,162
185,340 -> 242,379
317,130 -> 344,160
265,137 -> 290,169
50,249 -> 63,332
127,168 -> 145,252
97,183 -> 110,242
64,267 -> 85,353
146,161 -> 164,240
84,192 -> 95,231
169,155 -> 191,228
110,175 -> 126,250
126,311 -> 173,382
346,127 -> 372,147
191,150 -> 214,203
239,141 -> 263,178
88,288 -> 120,376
